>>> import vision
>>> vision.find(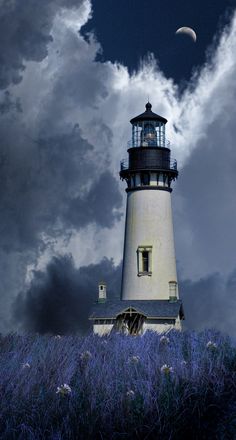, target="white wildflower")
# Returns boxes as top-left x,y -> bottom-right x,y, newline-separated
206,341 -> 217,350
22,362 -> 31,369
80,351 -> 92,361
126,389 -> 135,398
55,335 -> 61,339
160,336 -> 170,344
56,383 -> 72,396
128,355 -> 140,364
181,360 -> 187,367
161,364 -> 174,375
